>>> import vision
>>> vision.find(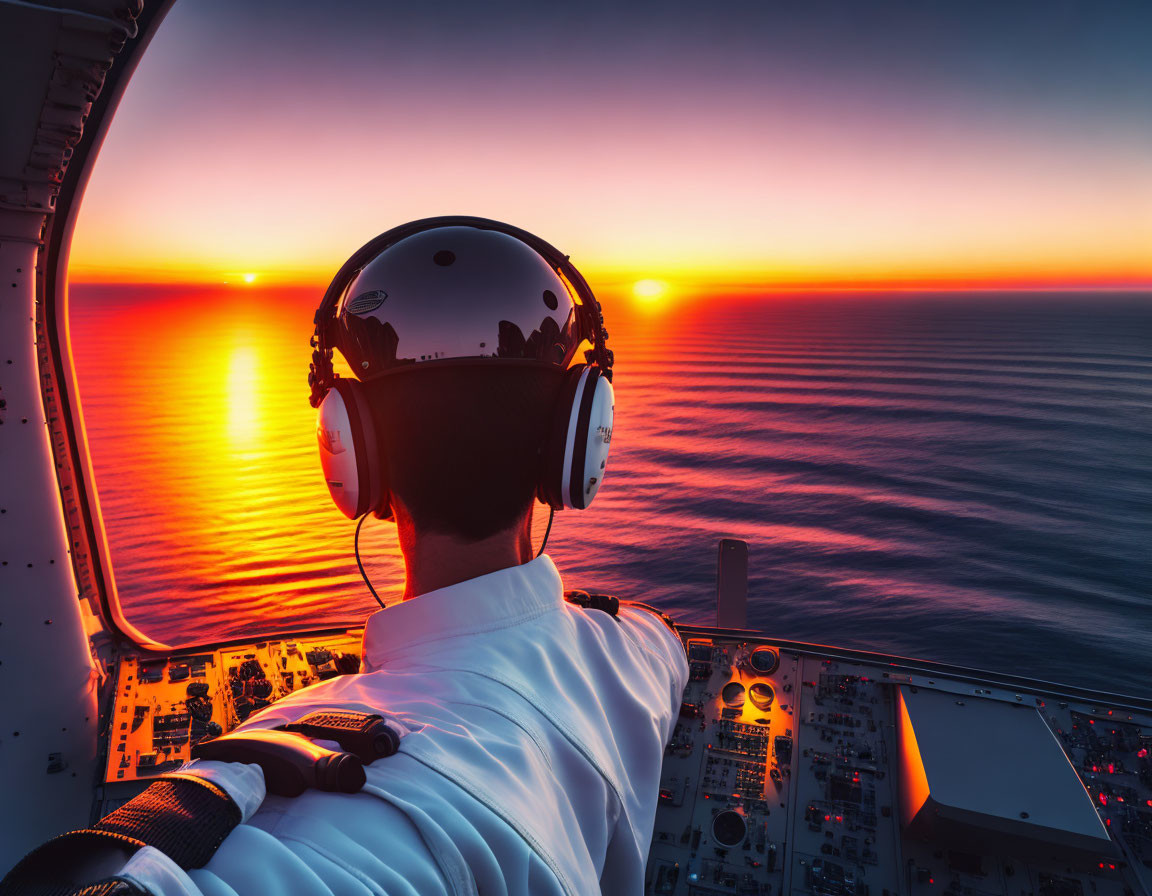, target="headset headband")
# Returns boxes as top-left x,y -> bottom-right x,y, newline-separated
309,216 -> 613,408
